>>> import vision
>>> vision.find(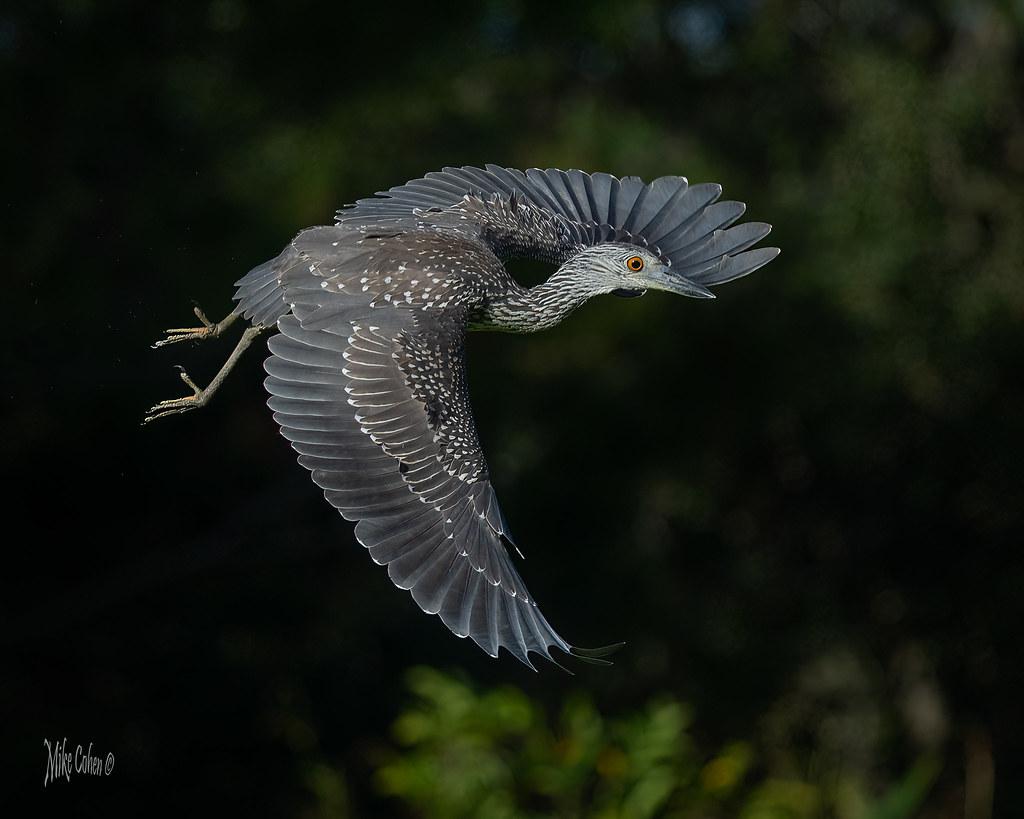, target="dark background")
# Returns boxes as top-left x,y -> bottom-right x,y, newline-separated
4,1 -> 1023,816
